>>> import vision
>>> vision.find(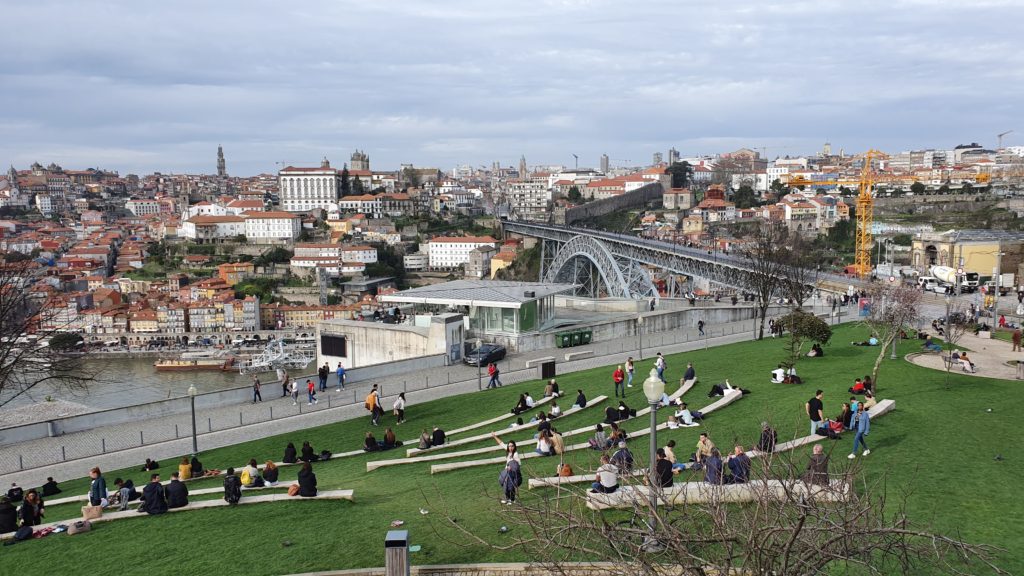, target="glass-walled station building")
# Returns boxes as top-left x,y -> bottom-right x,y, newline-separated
379,280 -> 575,349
